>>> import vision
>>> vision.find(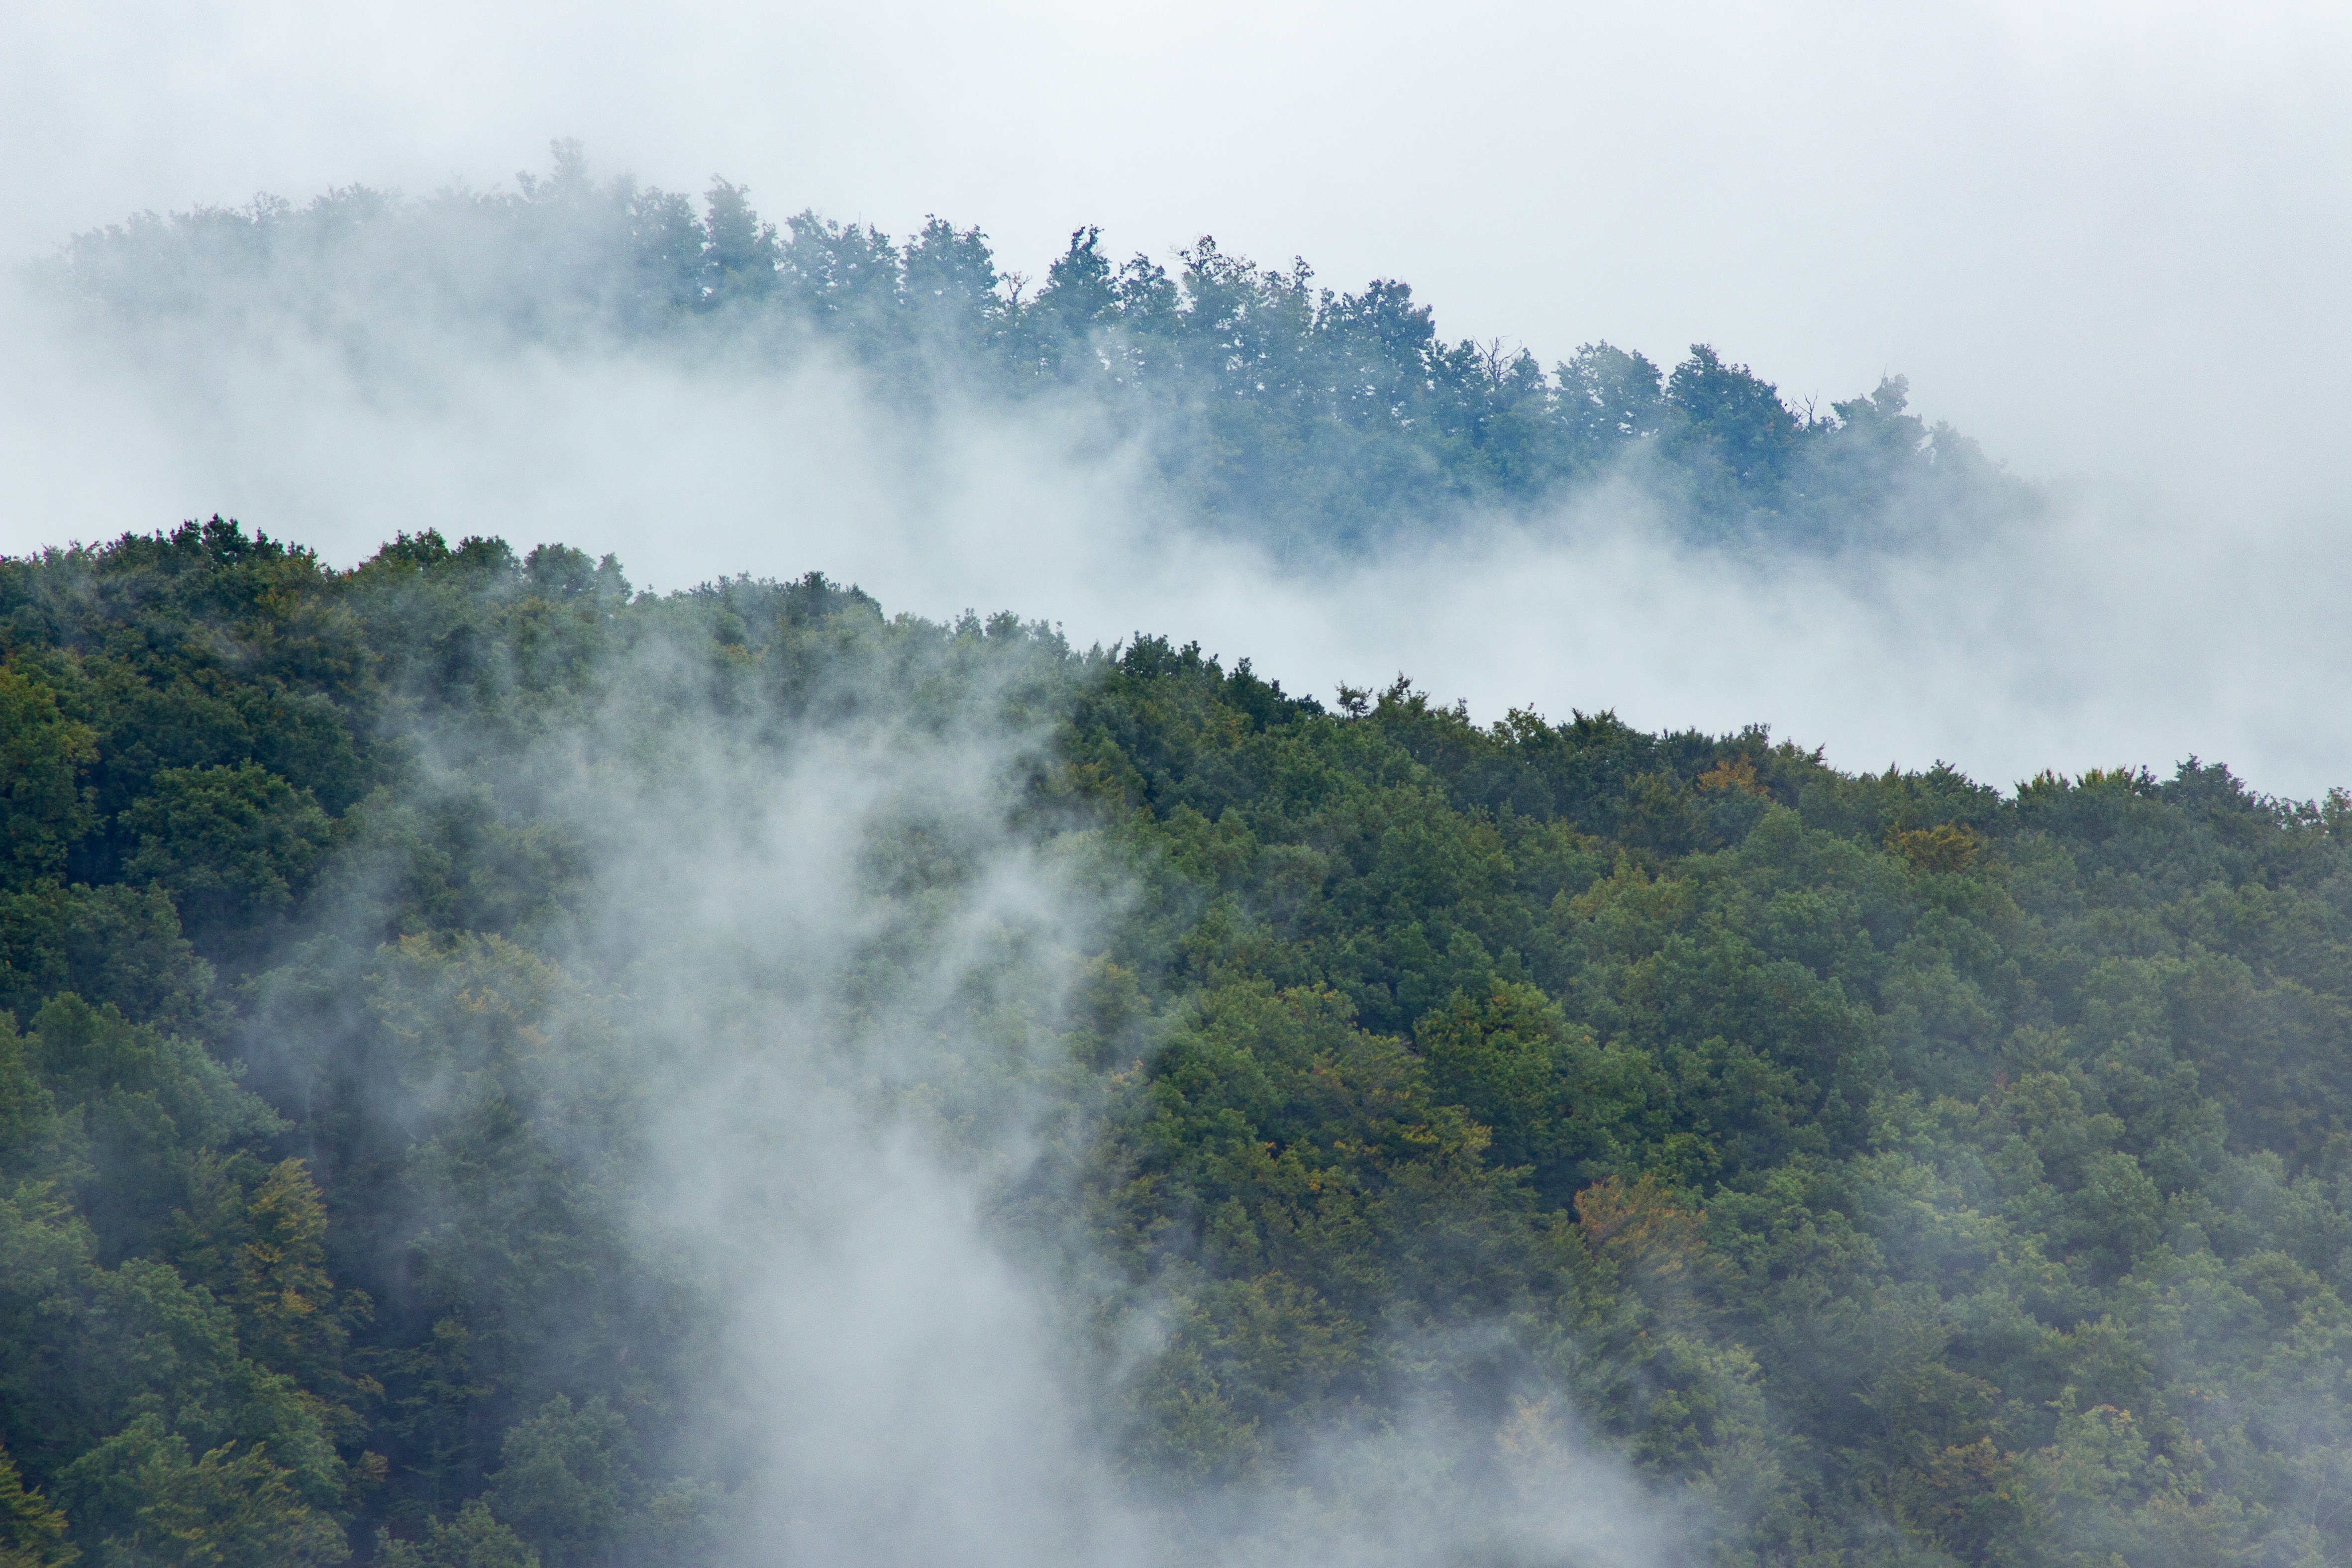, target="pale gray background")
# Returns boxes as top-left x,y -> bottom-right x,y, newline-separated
4,0 -> 2349,793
